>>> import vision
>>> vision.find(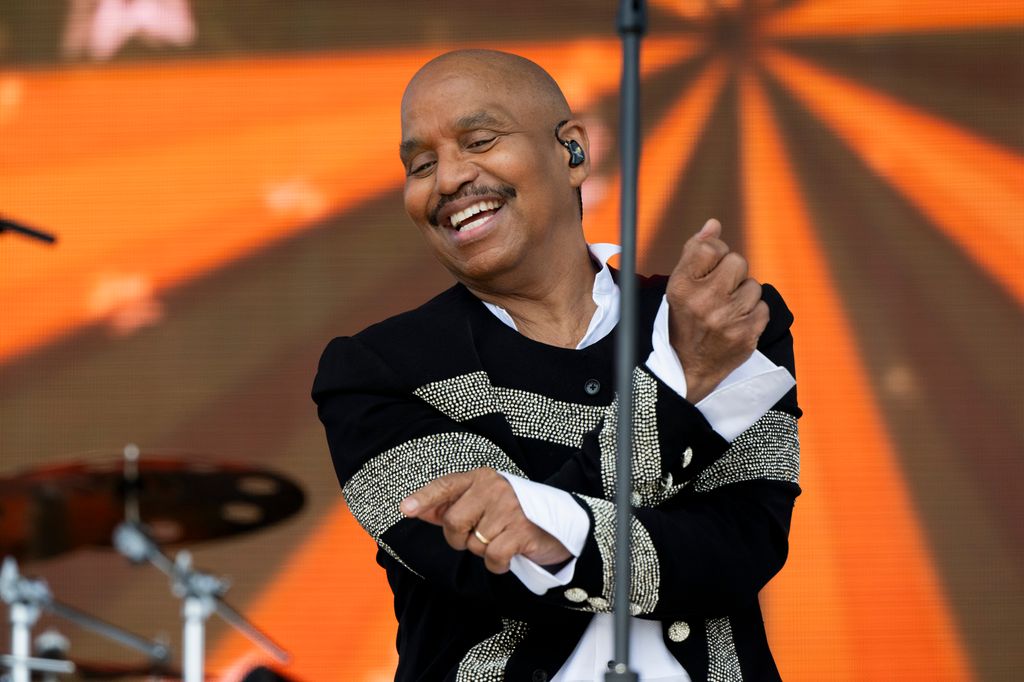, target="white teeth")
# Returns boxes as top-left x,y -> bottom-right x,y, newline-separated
457,214 -> 491,232
450,200 -> 501,228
